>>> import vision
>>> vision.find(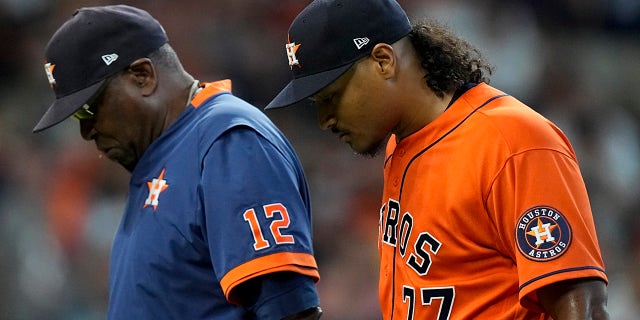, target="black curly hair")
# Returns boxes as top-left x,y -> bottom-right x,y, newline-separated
408,20 -> 493,98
